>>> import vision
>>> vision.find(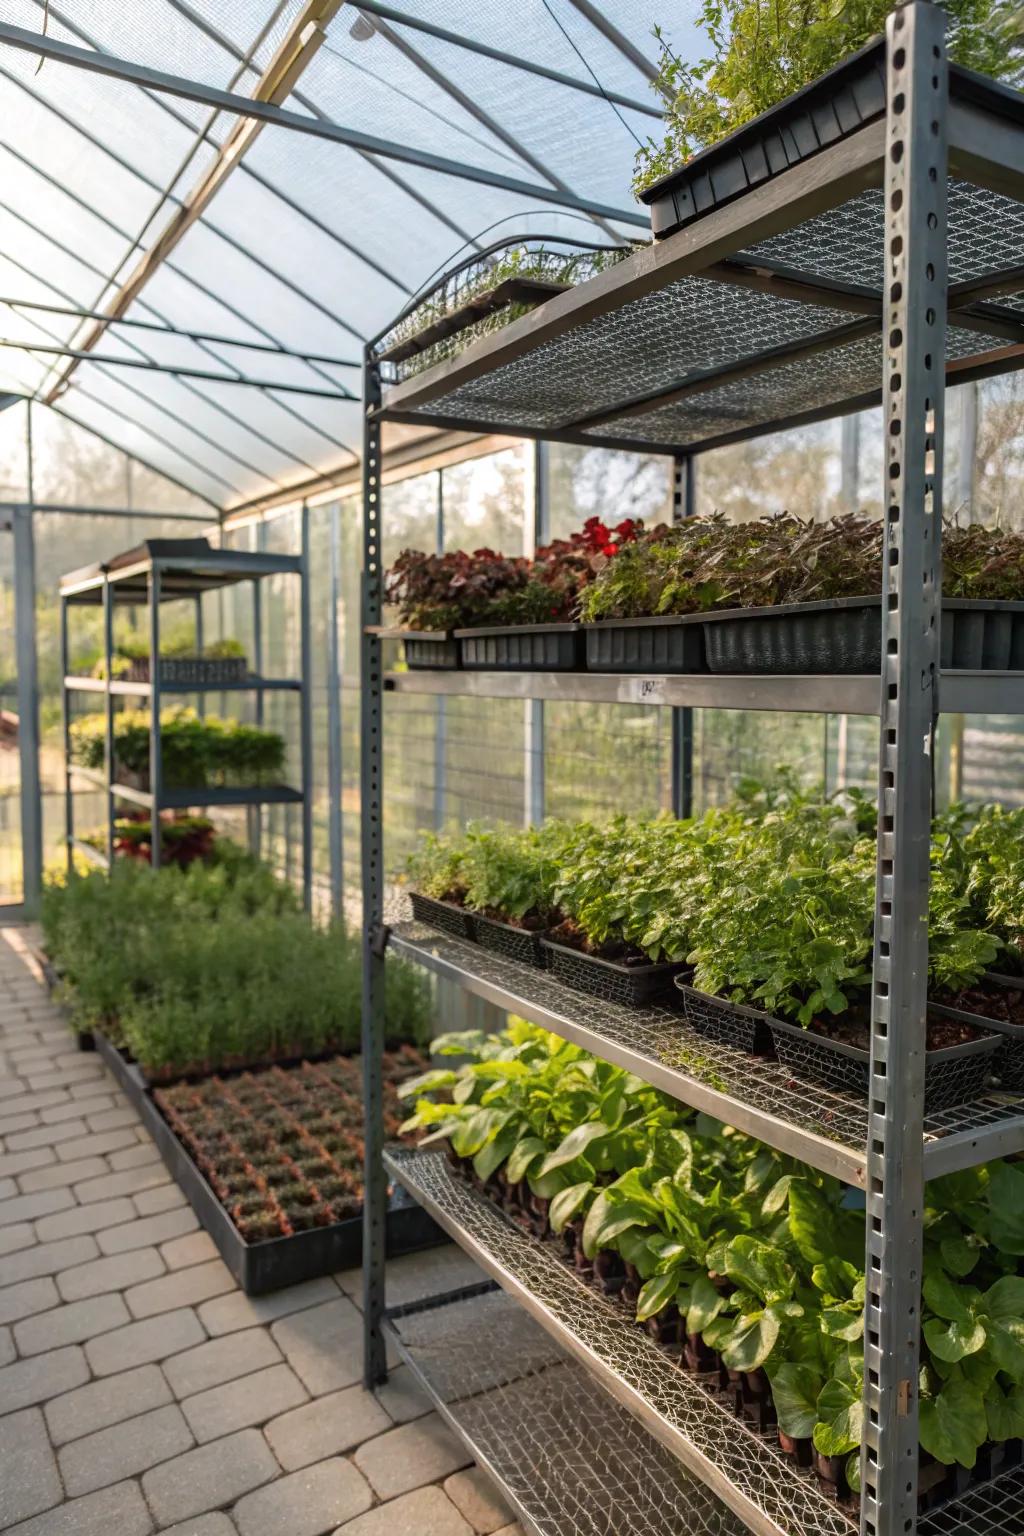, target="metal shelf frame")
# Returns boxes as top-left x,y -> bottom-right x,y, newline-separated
59,529 -> 313,906
361,13 -> 1024,1536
